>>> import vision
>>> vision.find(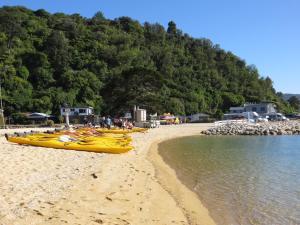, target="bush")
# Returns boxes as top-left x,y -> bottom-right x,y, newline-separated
58,115 -> 64,124
214,109 -> 224,120
72,118 -> 79,124
11,113 -> 29,124
0,115 -> 5,127
45,119 -> 54,127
